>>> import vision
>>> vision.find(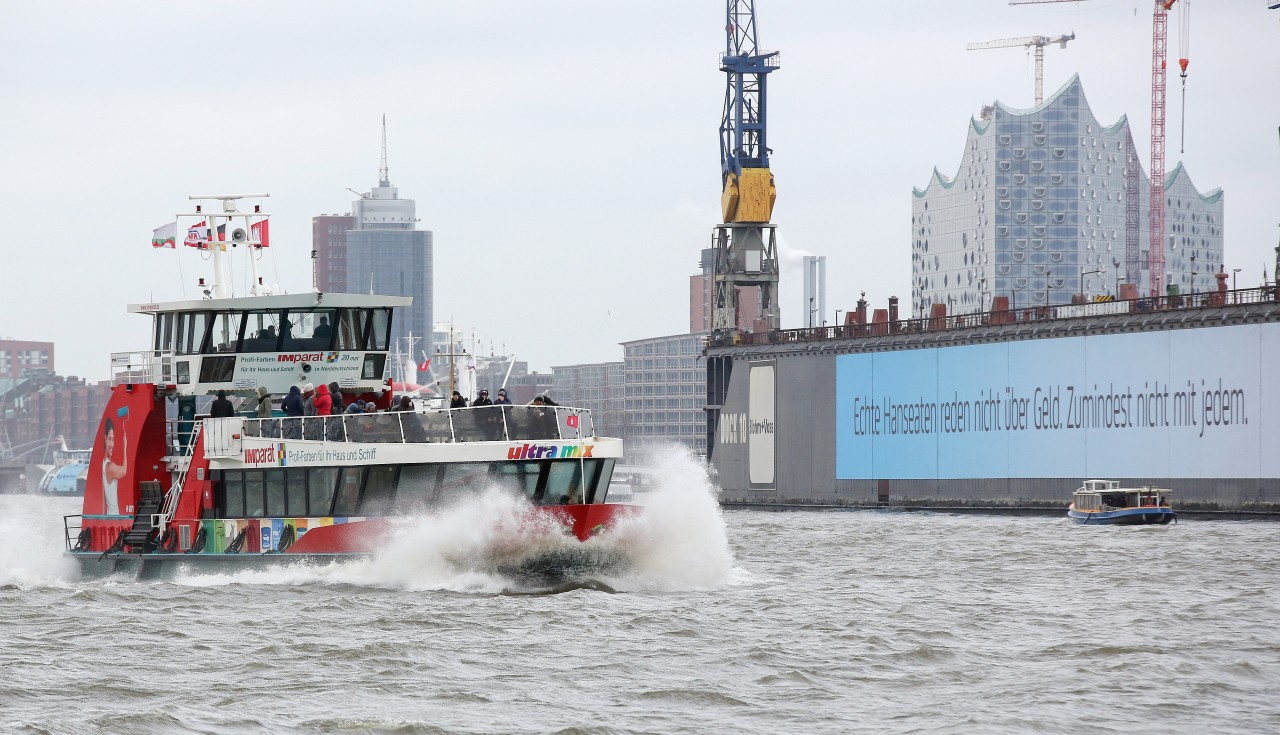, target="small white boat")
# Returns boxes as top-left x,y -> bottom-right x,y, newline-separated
1068,480 -> 1176,525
